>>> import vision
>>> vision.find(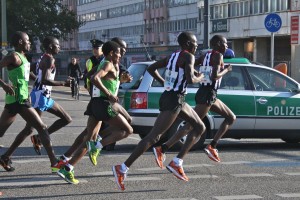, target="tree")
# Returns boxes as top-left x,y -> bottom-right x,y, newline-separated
1,0 -> 84,46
